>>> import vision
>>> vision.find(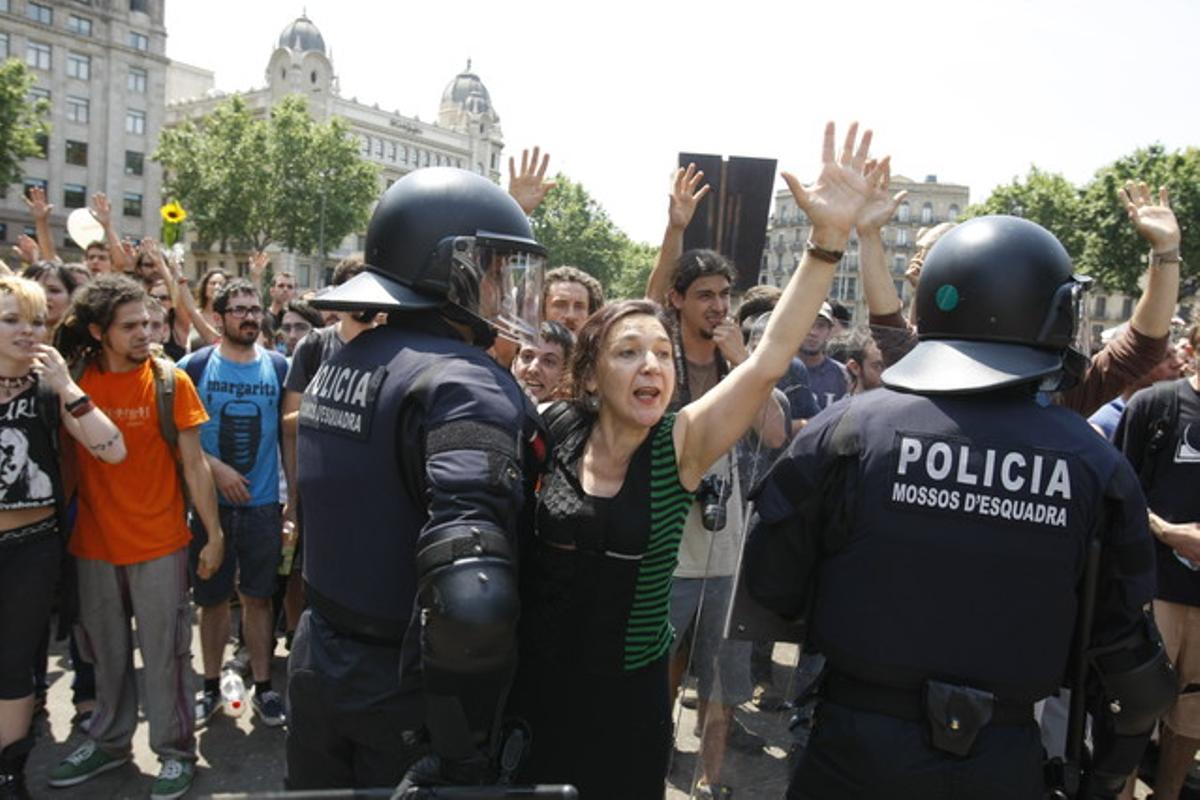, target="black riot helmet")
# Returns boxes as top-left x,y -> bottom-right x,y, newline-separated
882,215 -> 1090,395
311,168 -> 546,347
